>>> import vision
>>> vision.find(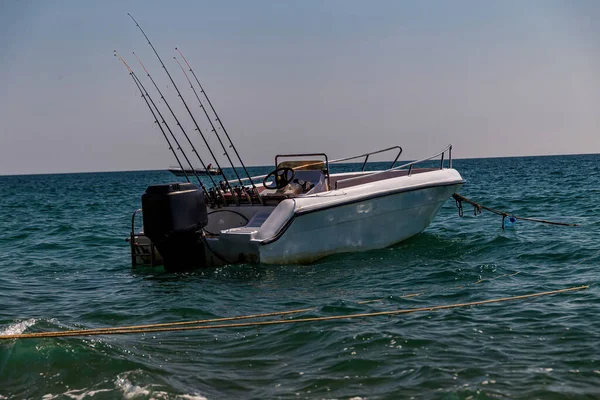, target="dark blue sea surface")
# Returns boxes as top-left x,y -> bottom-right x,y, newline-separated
1,154 -> 599,399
